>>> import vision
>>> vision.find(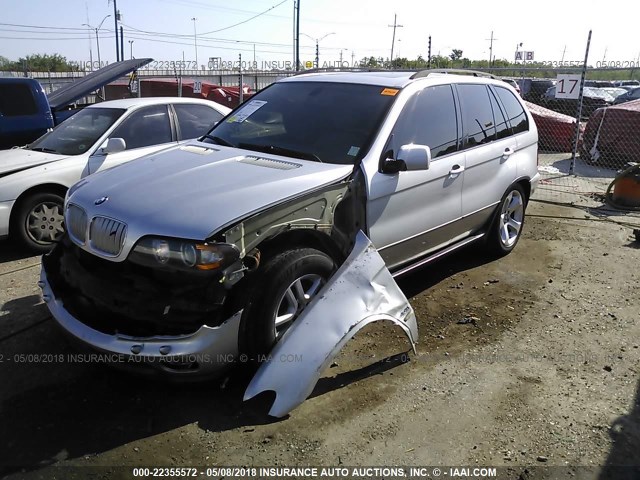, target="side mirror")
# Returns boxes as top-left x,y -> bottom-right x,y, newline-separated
382,143 -> 431,174
102,137 -> 126,154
